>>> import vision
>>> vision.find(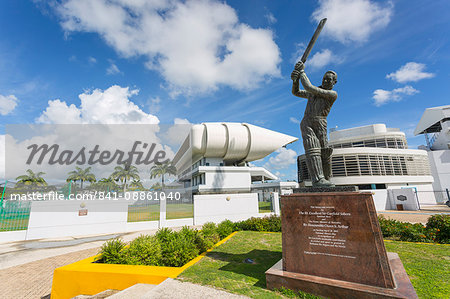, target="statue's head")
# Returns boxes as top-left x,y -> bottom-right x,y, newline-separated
322,70 -> 337,90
